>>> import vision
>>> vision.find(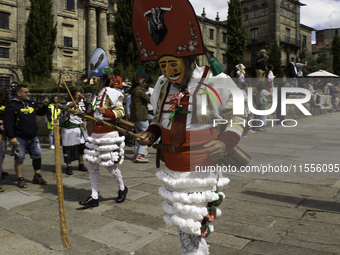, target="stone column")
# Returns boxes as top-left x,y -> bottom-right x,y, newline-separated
98,8 -> 108,52
87,6 -> 97,65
